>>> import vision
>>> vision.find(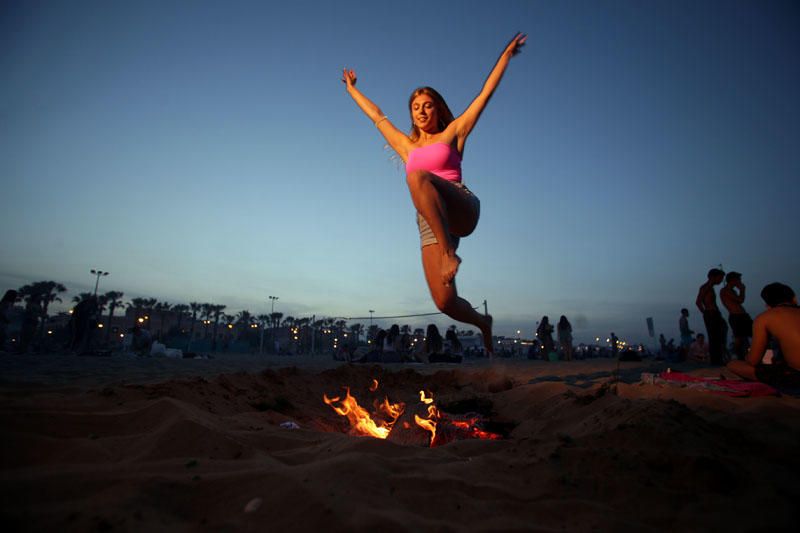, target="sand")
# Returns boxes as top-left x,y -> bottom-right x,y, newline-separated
1,355 -> 799,531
